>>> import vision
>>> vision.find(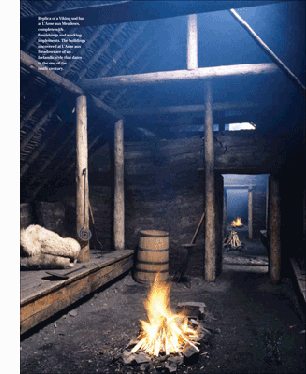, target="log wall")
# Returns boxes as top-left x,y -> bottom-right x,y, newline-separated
20,203 -> 34,229
252,188 -> 267,239
35,201 -> 67,237
40,131 -> 296,260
